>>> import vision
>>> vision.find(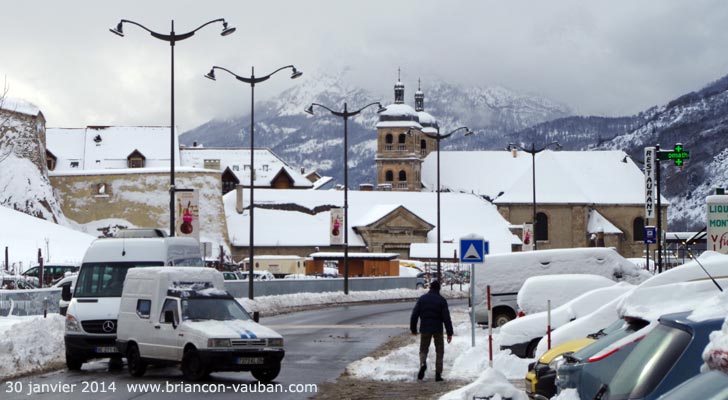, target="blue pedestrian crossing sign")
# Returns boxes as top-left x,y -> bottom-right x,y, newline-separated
459,234 -> 488,264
